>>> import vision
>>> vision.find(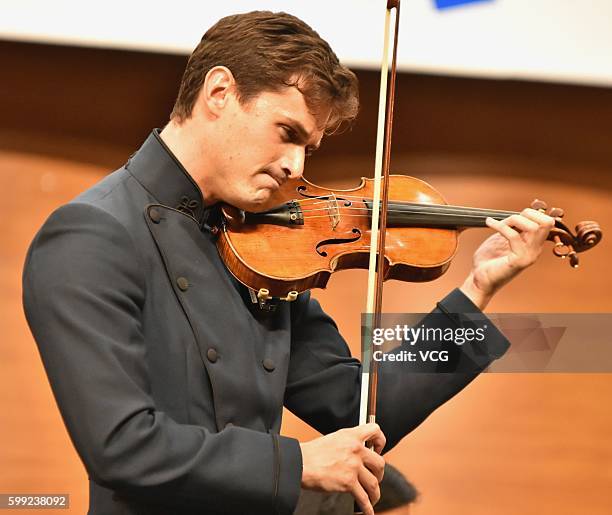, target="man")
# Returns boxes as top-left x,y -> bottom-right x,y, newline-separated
22,11 -> 554,515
